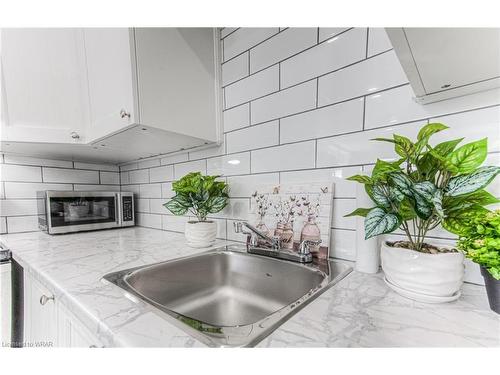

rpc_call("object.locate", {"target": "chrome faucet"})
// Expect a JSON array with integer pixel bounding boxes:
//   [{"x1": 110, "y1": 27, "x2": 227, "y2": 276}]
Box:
[{"x1": 233, "y1": 221, "x2": 321, "y2": 263}]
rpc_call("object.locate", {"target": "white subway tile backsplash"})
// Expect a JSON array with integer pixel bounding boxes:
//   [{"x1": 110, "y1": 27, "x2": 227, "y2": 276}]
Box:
[
  {"x1": 251, "y1": 80, "x2": 317, "y2": 124},
  {"x1": 0, "y1": 217, "x2": 6, "y2": 234},
  {"x1": 223, "y1": 28, "x2": 279, "y2": 61},
  {"x1": 226, "y1": 173, "x2": 279, "y2": 198},
  {"x1": 365, "y1": 85, "x2": 500, "y2": 130},
  {"x1": 330, "y1": 229, "x2": 357, "y2": 261},
  {"x1": 150, "y1": 165, "x2": 174, "y2": 183},
  {"x1": 316, "y1": 120, "x2": 425, "y2": 168},
  {"x1": 161, "y1": 182, "x2": 174, "y2": 199},
  {"x1": 0, "y1": 164, "x2": 42, "y2": 182},
  {"x1": 100, "y1": 171, "x2": 119, "y2": 185},
  {"x1": 207, "y1": 152, "x2": 250, "y2": 177},
  {"x1": 139, "y1": 183, "x2": 162, "y2": 199},
  {"x1": 136, "y1": 198, "x2": 150, "y2": 213},
  {"x1": 249, "y1": 28, "x2": 317, "y2": 73},
  {"x1": 160, "y1": 153, "x2": 189, "y2": 166},
  {"x1": 223, "y1": 103, "x2": 250, "y2": 132},
  {"x1": 188, "y1": 143, "x2": 226, "y2": 160},
  {"x1": 43, "y1": 167, "x2": 99, "y2": 184},
  {"x1": 318, "y1": 51, "x2": 407, "y2": 106},
  {"x1": 0, "y1": 200, "x2": 39, "y2": 216},
  {"x1": 73, "y1": 162, "x2": 119, "y2": 171},
  {"x1": 222, "y1": 52, "x2": 249, "y2": 86},
  {"x1": 138, "y1": 159, "x2": 161, "y2": 169},
  {"x1": 332, "y1": 199, "x2": 356, "y2": 230},
  {"x1": 251, "y1": 141, "x2": 316, "y2": 173},
  {"x1": 137, "y1": 213, "x2": 162, "y2": 229},
  {"x1": 4, "y1": 182, "x2": 72, "y2": 199},
  {"x1": 318, "y1": 28, "x2": 350, "y2": 43},
  {"x1": 221, "y1": 27, "x2": 238, "y2": 39},
  {"x1": 226, "y1": 121, "x2": 279, "y2": 153},
  {"x1": 120, "y1": 163, "x2": 138, "y2": 171},
  {"x1": 6, "y1": 216, "x2": 39, "y2": 233},
  {"x1": 280, "y1": 28, "x2": 367, "y2": 89},
  {"x1": 280, "y1": 166, "x2": 362, "y2": 198},
  {"x1": 4, "y1": 155, "x2": 73, "y2": 168},
  {"x1": 162, "y1": 214, "x2": 189, "y2": 233},
  {"x1": 279, "y1": 98, "x2": 364, "y2": 143},
  {"x1": 367, "y1": 28, "x2": 393, "y2": 57},
  {"x1": 149, "y1": 199, "x2": 167, "y2": 215},
  {"x1": 120, "y1": 171, "x2": 130, "y2": 185},
  {"x1": 174, "y1": 160, "x2": 206, "y2": 179},
  {"x1": 121, "y1": 184, "x2": 140, "y2": 195},
  {"x1": 225, "y1": 65, "x2": 279, "y2": 108},
  {"x1": 73, "y1": 184, "x2": 119, "y2": 191},
  {"x1": 129, "y1": 169, "x2": 150, "y2": 184}
]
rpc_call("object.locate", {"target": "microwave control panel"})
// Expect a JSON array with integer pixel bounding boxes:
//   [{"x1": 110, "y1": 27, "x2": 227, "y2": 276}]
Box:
[{"x1": 122, "y1": 196, "x2": 134, "y2": 222}]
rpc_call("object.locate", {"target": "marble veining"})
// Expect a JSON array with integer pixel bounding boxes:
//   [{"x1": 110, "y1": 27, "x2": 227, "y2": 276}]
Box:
[{"x1": 1, "y1": 227, "x2": 498, "y2": 347}]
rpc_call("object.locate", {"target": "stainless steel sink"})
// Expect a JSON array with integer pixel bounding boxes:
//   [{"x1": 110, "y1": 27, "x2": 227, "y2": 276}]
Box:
[{"x1": 103, "y1": 245, "x2": 352, "y2": 347}]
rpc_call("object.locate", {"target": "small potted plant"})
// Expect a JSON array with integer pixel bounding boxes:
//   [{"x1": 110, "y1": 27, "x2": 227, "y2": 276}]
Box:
[
  {"x1": 457, "y1": 210, "x2": 500, "y2": 314},
  {"x1": 164, "y1": 172, "x2": 229, "y2": 248},
  {"x1": 346, "y1": 122, "x2": 500, "y2": 302}
]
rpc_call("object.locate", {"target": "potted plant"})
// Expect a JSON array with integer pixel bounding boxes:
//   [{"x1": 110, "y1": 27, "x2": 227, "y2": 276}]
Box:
[
  {"x1": 457, "y1": 210, "x2": 500, "y2": 314},
  {"x1": 346, "y1": 123, "x2": 500, "y2": 302},
  {"x1": 164, "y1": 172, "x2": 229, "y2": 248}
]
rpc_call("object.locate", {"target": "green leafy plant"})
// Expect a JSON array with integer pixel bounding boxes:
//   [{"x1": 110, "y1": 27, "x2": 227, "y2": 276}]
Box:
[
  {"x1": 345, "y1": 123, "x2": 500, "y2": 252},
  {"x1": 457, "y1": 210, "x2": 500, "y2": 279},
  {"x1": 163, "y1": 172, "x2": 229, "y2": 222}
]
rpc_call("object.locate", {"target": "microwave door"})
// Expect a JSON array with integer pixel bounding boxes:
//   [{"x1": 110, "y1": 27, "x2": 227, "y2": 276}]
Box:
[{"x1": 46, "y1": 191, "x2": 120, "y2": 234}]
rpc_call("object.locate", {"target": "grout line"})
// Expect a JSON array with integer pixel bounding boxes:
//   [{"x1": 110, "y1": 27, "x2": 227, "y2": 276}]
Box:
[
  {"x1": 365, "y1": 28, "x2": 369, "y2": 58},
  {"x1": 221, "y1": 27, "x2": 357, "y2": 90},
  {"x1": 362, "y1": 96, "x2": 366, "y2": 130}
]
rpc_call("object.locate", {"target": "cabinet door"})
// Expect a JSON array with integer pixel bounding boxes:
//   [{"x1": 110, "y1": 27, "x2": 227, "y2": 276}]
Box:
[
  {"x1": 58, "y1": 302, "x2": 102, "y2": 348},
  {"x1": 134, "y1": 28, "x2": 221, "y2": 143},
  {"x1": 84, "y1": 28, "x2": 137, "y2": 142},
  {"x1": 1, "y1": 28, "x2": 89, "y2": 144},
  {"x1": 24, "y1": 273, "x2": 58, "y2": 347}
]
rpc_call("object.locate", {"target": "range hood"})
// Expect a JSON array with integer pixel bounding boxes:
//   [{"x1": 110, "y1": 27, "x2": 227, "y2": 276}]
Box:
[{"x1": 386, "y1": 28, "x2": 500, "y2": 104}]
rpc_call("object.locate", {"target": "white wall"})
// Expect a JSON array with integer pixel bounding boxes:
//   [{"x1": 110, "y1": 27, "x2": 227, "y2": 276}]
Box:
[
  {"x1": 0, "y1": 155, "x2": 119, "y2": 233},
  {"x1": 121, "y1": 27, "x2": 500, "y2": 284}
]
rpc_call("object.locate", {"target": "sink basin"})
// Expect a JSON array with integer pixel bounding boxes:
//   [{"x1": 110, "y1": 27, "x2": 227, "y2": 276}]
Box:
[{"x1": 103, "y1": 245, "x2": 352, "y2": 347}]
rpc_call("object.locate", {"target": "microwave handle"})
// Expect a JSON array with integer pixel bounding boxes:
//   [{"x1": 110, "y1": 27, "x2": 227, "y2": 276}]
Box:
[{"x1": 115, "y1": 193, "x2": 120, "y2": 225}]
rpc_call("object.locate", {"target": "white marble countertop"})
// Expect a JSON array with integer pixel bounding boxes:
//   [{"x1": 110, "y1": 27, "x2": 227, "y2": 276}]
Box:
[{"x1": 1, "y1": 227, "x2": 498, "y2": 347}]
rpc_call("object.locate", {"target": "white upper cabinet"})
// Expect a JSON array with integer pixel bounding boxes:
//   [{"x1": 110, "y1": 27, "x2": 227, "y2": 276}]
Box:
[
  {"x1": 0, "y1": 28, "x2": 222, "y2": 163},
  {"x1": 1, "y1": 28, "x2": 89, "y2": 143},
  {"x1": 387, "y1": 28, "x2": 500, "y2": 104},
  {"x1": 83, "y1": 28, "x2": 138, "y2": 142}
]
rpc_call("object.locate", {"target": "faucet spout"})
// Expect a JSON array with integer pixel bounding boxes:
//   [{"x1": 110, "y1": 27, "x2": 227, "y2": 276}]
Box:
[{"x1": 233, "y1": 221, "x2": 281, "y2": 250}]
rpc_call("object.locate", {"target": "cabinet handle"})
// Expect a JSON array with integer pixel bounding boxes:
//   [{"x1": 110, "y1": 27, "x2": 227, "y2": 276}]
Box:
[
  {"x1": 120, "y1": 109, "x2": 131, "y2": 119},
  {"x1": 39, "y1": 294, "x2": 55, "y2": 305}
]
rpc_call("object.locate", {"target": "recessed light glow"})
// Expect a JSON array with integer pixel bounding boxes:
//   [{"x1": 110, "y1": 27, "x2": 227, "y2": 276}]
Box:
[
  {"x1": 228, "y1": 159, "x2": 240, "y2": 165},
  {"x1": 367, "y1": 87, "x2": 378, "y2": 92},
  {"x1": 327, "y1": 37, "x2": 339, "y2": 43}
]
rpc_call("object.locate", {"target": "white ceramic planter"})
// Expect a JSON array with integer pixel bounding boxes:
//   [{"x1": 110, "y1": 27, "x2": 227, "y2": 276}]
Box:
[
  {"x1": 381, "y1": 241, "x2": 464, "y2": 302},
  {"x1": 185, "y1": 221, "x2": 217, "y2": 248}
]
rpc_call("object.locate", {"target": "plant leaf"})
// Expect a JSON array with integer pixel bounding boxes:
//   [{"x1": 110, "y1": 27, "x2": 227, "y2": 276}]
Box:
[
  {"x1": 447, "y1": 138, "x2": 487, "y2": 173},
  {"x1": 344, "y1": 207, "x2": 372, "y2": 217},
  {"x1": 399, "y1": 198, "x2": 417, "y2": 220},
  {"x1": 444, "y1": 190, "x2": 500, "y2": 213},
  {"x1": 372, "y1": 184, "x2": 391, "y2": 207},
  {"x1": 432, "y1": 190, "x2": 444, "y2": 218},
  {"x1": 445, "y1": 166, "x2": 500, "y2": 196},
  {"x1": 364, "y1": 207, "x2": 401, "y2": 239},
  {"x1": 393, "y1": 134, "x2": 414, "y2": 158},
  {"x1": 371, "y1": 159, "x2": 401, "y2": 182},
  {"x1": 412, "y1": 181, "x2": 436, "y2": 201},
  {"x1": 442, "y1": 206, "x2": 489, "y2": 236},
  {"x1": 427, "y1": 146, "x2": 460, "y2": 174},
  {"x1": 206, "y1": 196, "x2": 228, "y2": 213},
  {"x1": 433, "y1": 138, "x2": 464, "y2": 156},
  {"x1": 163, "y1": 198, "x2": 189, "y2": 216},
  {"x1": 417, "y1": 123, "x2": 448, "y2": 140},
  {"x1": 371, "y1": 137, "x2": 396, "y2": 144},
  {"x1": 346, "y1": 174, "x2": 372, "y2": 184},
  {"x1": 388, "y1": 172, "x2": 413, "y2": 196}
]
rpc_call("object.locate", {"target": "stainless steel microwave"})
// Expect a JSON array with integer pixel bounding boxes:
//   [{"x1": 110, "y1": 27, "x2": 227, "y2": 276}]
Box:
[{"x1": 37, "y1": 191, "x2": 135, "y2": 234}]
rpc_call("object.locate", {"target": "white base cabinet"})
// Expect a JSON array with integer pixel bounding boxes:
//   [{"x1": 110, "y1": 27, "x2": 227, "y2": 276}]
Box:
[{"x1": 23, "y1": 270, "x2": 102, "y2": 348}]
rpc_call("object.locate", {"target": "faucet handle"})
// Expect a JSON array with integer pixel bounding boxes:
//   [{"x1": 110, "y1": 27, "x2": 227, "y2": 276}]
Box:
[
  {"x1": 233, "y1": 221, "x2": 243, "y2": 233},
  {"x1": 299, "y1": 239, "x2": 322, "y2": 255}
]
